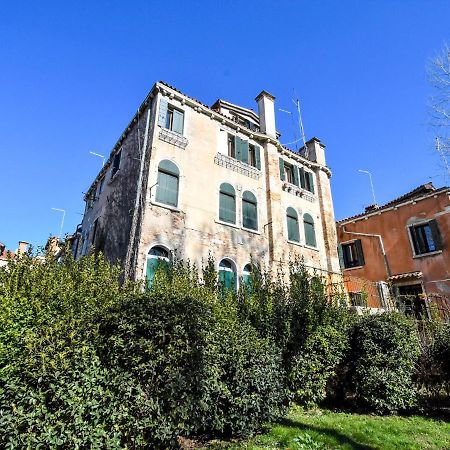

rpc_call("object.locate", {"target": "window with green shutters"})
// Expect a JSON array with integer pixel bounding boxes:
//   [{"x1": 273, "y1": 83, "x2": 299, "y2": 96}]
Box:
[
  {"x1": 219, "y1": 259, "x2": 236, "y2": 294},
  {"x1": 287, "y1": 207, "x2": 300, "y2": 242},
  {"x1": 304, "y1": 213, "x2": 317, "y2": 247},
  {"x1": 227, "y1": 134, "x2": 261, "y2": 170},
  {"x1": 158, "y1": 99, "x2": 184, "y2": 135},
  {"x1": 219, "y1": 183, "x2": 236, "y2": 224},
  {"x1": 242, "y1": 191, "x2": 258, "y2": 230},
  {"x1": 146, "y1": 246, "x2": 171, "y2": 288},
  {"x1": 305, "y1": 171, "x2": 315, "y2": 193},
  {"x1": 155, "y1": 160, "x2": 180, "y2": 207}
]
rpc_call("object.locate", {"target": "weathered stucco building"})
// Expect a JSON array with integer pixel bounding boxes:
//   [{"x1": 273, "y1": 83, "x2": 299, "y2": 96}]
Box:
[
  {"x1": 77, "y1": 81, "x2": 340, "y2": 288},
  {"x1": 336, "y1": 183, "x2": 450, "y2": 317}
]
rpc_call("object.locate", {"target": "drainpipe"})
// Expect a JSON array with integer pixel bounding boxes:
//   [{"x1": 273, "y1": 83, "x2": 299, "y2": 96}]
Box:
[{"x1": 341, "y1": 226, "x2": 392, "y2": 279}]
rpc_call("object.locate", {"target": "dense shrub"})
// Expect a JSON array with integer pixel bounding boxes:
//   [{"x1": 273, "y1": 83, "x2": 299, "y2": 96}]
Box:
[
  {"x1": 0, "y1": 252, "x2": 286, "y2": 448},
  {"x1": 349, "y1": 313, "x2": 421, "y2": 414}
]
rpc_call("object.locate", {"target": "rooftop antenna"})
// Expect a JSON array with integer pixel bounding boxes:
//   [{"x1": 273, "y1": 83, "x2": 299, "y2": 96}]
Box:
[
  {"x1": 436, "y1": 137, "x2": 450, "y2": 179},
  {"x1": 292, "y1": 90, "x2": 308, "y2": 159},
  {"x1": 358, "y1": 169, "x2": 377, "y2": 205},
  {"x1": 89, "y1": 151, "x2": 105, "y2": 166},
  {"x1": 51, "y1": 208, "x2": 66, "y2": 238}
]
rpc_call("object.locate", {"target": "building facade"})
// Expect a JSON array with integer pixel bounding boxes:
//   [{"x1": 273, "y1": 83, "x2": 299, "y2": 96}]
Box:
[
  {"x1": 336, "y1": 183, "x2": 450, "y2": 316},
  {"x1": 77, "y1": 81, "x2": 340, "y2": 288}
]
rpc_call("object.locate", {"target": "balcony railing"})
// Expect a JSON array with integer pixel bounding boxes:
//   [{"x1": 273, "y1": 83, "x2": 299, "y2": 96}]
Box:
[
  {"x1": 214, "y1": 152, "x2": 261, "y2": 179},
  {"x1": 159, "y1": 128, "x2": 189, "y2": 149},
  {"x1": 282, "y1": 181, "x2": 315, "y2": 202}
]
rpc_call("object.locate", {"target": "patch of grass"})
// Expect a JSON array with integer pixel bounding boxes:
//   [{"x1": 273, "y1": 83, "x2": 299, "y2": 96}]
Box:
[{"x1": 202, "y1": 406, "x2": 450, "y2": 450}]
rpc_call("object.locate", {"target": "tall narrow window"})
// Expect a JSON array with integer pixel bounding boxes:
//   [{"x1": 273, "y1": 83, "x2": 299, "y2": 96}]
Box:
[
  {"x1": 165, "y1": 105, "x2": 184, "y2": 134},
  {"x1": 111, "y1": 149, "x2": 122, "y2": 179},
  {"x1": 287, "y1": 207, "x2": 300, "y2": 242},
  {"x1": 242, "y1": 191, "x2": 258, "y2": 230},
  {"x1": 219, "y1": 183, "x2": 236, "y2": 224},
  {"x1": 155, "y1": 160, "x2": 180, "y2": 207},
  {"x1": 339, "y1": 240, "x2": 365, "y2": 269},
  {"x1": 146, "y1": 246, "x2": 170, "y2": 288},
  {"x1": 242, "y1": 263, "x2": 252, "y2": 293},
  {"x1": 227, "y1": 134, "x2": 236, "y2": 158},
  {"x1": 304, "y1": 213, "x2": 317, "y2": 247},
  {"x1": 219, "y1": 259, "x2": 237, "y2": 293}
]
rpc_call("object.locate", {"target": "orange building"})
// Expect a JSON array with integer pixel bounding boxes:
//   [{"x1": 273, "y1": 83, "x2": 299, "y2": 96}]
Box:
[{"x1": 336, "y1": 183, "x2": 450, "y2": 318}]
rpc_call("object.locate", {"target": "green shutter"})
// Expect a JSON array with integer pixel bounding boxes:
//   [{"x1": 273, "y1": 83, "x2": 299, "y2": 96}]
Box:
[
  {"x1": 305, "y1": 172, "x2": 315, "y2": 193},
  {"x1": 172, "y1": 109, "x2": 184, "y2": 134},
  {"x1": 304, "y1": 214, "x2": 316, "y2": 247},
  {"x1": 219, "y1": 191, "x2": 236, "y2": 223},
  {"x1": 255, "y1": 145, "x2": 261, "y2": 170},
  {"x1": 156, "y1": 171, "x2": 179, "y2": 206},
  {"x1": 146, "y1": 258, "x2": 159, "y2": 288},
  {"x1": 279, "y1": 158, "x2": 285, "y2": 180},
  {"x1": 219, "y1": 269, "x2": 235, "y2": 293},
  {"x1": 293, "y1": 165, "x2": 300, "y2": 187},
  {"x1": 158, "y1": 98, "x2": 168, "y2": 127},
  {"x1": 355, "y1": 239, "x2": 365, "y2": 266},
  {"x1": 299, "y1": 167, "x2": 306, "y2": 188},
  {"x1": 337, "y1": 244, "x2": 345, "y2": 269},
  {"x1": 235, "y1": 136, "x2": 248, "y2": 163},
  {"x1": 287, "y1": 215, "x2": 300, "y2": 242},
  {"x1": 243, "y1": 199, "x2": 257, "y2": 230},
  {"x1": 242, "y1": 274, "x2": 252, "y2": 293}
]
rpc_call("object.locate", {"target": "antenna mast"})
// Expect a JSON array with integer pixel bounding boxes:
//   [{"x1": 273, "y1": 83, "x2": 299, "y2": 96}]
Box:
[{"x1": 292, "y1": 94, "x2": 308, "y2": 158}]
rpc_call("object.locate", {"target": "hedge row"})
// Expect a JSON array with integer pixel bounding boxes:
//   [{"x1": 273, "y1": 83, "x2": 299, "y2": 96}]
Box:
[{"x1": 0, "y1": 252, "x2": 448, "y2": 448}]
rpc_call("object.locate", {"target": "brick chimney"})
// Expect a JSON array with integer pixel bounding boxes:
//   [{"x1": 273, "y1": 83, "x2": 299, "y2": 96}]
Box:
[
  {"x1": 255, "y1": 90, "x2": 276, "y2": 138},
  {"x1": 17, "y1": 241, "x2": 29, "y2": 253}
]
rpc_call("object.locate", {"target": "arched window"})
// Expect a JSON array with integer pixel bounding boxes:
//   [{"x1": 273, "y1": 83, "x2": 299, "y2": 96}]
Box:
[
  {"x1": 218, "y1": 258, "x2": 237, "y2": 293},
  {"x1": 219, "y1": 183, "x2": 236, "y2": 224},
  {"x1": 242, "y1": 263, "x2": 252, "y2": 292},
  {"x1": 156, "y1": 160, "x2": 179, "y2": 207},
  {"x1": 146, "y1": 246, "x2": 170, "y2": 288},
  {"x1": 304, "y1": 213, "x2": 317, "y2": 247},
  {"x1": 286, "y1": 207, "x2": 300, "y2": 242},
  {"x1": 242, "y1": 191, "x2": 258, "y2": 230}
]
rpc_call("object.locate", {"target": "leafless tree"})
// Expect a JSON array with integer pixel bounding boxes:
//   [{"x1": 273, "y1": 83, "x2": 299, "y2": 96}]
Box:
[{"x1": 428, "y1": 43, "x2": 450, "y2": 178}]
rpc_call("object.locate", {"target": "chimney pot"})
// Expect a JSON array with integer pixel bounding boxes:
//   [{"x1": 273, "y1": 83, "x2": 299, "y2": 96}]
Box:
[{"x1": 255, "y1": 90, "x2": 276, "y2": 138}]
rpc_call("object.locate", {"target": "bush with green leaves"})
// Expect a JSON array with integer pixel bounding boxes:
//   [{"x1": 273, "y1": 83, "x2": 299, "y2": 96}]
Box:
[
  {"x1": 0, "y1": 251, "x2": 286, "y2": 448},
  {"x1": 348, "y1": 313, "x2": 421, "y2": 414}
]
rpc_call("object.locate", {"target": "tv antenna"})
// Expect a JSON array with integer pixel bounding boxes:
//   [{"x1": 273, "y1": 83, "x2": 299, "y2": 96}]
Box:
[{"x1": 279, "y1": 90, "x2": 309, "y2": 158}]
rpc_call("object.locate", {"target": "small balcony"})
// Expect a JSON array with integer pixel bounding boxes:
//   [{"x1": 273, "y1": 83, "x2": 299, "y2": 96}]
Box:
[
  {"x1": 159, "y1": 128, "x2": 188, "y2": 149},
  {"x1": 214, "y1": 152, "x2": 261, "y2": 179},
  {"x1": 282, "y1": 181, "x2": 315, "y2": 202}
]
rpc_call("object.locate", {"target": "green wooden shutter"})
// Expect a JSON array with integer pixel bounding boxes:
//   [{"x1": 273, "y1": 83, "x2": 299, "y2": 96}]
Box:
[
  {"x1": 299, "y1": 167, "x2": 306, "y2": 188},
  {"x1": 293, "y1": 165, "x2": 300, "y2": 187},
  {"x1": 219, "y1": 270, "x2": 235, "y2": 293},
  {"x1": 146, "y1": 258, "x2": 159, "y2": 288},
  {"x1": 172, "y1": 109, "x2": 184, "y2": 134},
  {"x1": 279, "y1": 158, "x2": 285, "y2": 180},
  {"x1": 429, "y1": 219, "x2": 443, "y2": 250},
  {"x1": 158, "y1": 98, "x2": 168, "y2": 127},
  {"x1": 355, "y1": 239, "x2": 365, "y2": 266},
  {"x1": 306, "y1": 172, "x2": 315, "y2": 193},
  {"x1": 235, "y1": 136, "x2": 248, "y2": 163},
  {"x1": 337, "y1": 244, "x2": 345, "y2": 269},
  {"x1": 156, "y1": 171, "x2": 179, "y2": 206},
  {"x1": 255, "y1": 145, "x2": 261, "y2": 170},
  {"x1": 287, "y1": 216, "x2": 300, "y2": 242},
  {"x1": 243, "y1": 191, "x2": 257, "y2": 230},
  {"x1": 304, "y1": 214, "x2": 316, "y2": 247}
]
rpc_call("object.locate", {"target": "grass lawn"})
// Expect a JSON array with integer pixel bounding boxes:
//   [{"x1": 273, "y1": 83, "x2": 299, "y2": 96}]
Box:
[{"x1": 203, "y1": 406, "x2": 450, "y2": 450}]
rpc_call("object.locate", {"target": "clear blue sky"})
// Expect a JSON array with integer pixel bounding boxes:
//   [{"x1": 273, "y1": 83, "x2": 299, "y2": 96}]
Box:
[{"x1": 1, "y1": 0, "x2": 449, "y2": 250}]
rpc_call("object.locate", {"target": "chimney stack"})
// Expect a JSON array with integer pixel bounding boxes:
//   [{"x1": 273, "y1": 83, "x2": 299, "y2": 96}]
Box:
[
  {"x1": 255, "y1": 90, "x2": 276, "y2": 138},
  {"x1": 17, "y1": 241, "x2": 29, "y2": 254}
]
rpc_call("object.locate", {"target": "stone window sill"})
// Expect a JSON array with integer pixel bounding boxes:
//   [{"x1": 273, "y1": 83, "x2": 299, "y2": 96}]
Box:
[
  {"x1": 151, "y1": 200, "x2": 181, "y2": 213},
  {"x1": 412, "y1": 250, "x2": 442, "y2": 259}
]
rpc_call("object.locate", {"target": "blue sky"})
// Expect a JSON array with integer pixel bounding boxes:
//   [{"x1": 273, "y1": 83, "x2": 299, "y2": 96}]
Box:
[{"x1": 1, "y1": 0, "x2": 449, "y2": 250}]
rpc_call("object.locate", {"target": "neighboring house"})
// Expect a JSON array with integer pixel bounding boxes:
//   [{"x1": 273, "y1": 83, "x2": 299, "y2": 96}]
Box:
[
  {"x1": 76, "y1": 81, "x2": 340, "y2": 289},
  {"x1": 0, "y1": 241, "x2": 29, "y2": 268},
  {"x1": 336, "y1": 183, "x2": 450, "y2": 317}
]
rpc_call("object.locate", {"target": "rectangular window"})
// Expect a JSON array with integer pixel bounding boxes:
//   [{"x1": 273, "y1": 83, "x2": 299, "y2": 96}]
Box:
[
  {"x1": 165, "y1": 105, "x2": 184, "y2": 134},
  {"x1": 305, "y1": 171, "x2": 315, "y2": 193},
  {"x1": 219, "y1": 191, "x2": 236, "y2": 223},
  {"x1": 96, "y1": 177, "x2": 104, "y2": 199},
  {"x1": 227, "y1": 134, "x2": 236, "y2": 158},
  {"x1": 284, "y1": 163, "x2": 294, "y2": 184},
  {"x1": 409, "y1": 220, "x2": 442, "y2": 255},
  {"x1": 249, "y1": 144, "x2": 256, "y2": 167},
  {"x1": 111, "y1": 150, "x2": 122, "y2": 179},
  {"x1": 340, "y1": 240, "x2": 365, "y2": 269}
]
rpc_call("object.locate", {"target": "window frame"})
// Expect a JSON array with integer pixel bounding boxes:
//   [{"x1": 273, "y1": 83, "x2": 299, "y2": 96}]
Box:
[
  {"x1": 303, "y1": 213, "x2": 317, "y2": 248},
  {"x1": 110, "y1": 149, "x2": 122, "y2": 180},
  {"x1": 218, "y1": 182, "x2": 236, "y2": 225},
  {"x1": 286, "y1": 207, "x2": 300, "y2": 243},
  {"x1": 155, "y1": 160, "x2": 180, "y2": 208},
  {"x1": 242, "y1": 190, "x2": 258, "y2": 231},
  {"x1": 408, "y1": 219, "x2": 442, "y2": 257},
  {"x1": 340, "y1": 239, "x2": 365, "y2": 269},
  {"x1": 218, "y1": 258, "x2": 238, "y2": 293}
]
